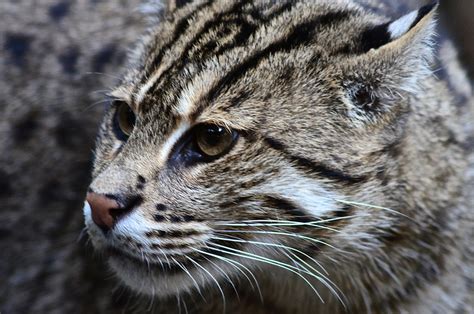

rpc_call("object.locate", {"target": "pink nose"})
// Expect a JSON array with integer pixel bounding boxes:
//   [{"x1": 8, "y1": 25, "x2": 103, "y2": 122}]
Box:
[{"x1": 86, "y1": 192, "x2": 126, "y2": 232}]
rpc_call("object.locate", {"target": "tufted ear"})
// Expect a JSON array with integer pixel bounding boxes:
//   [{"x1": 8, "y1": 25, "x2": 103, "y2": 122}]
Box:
[{"x1": 340, "y1": 2, "x2": 438, "y2": 123}]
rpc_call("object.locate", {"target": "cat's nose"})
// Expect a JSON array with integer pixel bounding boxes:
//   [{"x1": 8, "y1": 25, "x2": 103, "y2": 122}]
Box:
[{"x1": 86, "y1": 192, "x2": 132, "y2": 232}]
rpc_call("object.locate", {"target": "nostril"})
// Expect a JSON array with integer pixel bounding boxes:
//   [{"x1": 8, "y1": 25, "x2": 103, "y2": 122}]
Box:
[
  {"x1": 109, "y1": 195, "x2": 143, "y2": 222},
  {"x1": 86, "y1": 192, "x2": 141, "y2": 232}
]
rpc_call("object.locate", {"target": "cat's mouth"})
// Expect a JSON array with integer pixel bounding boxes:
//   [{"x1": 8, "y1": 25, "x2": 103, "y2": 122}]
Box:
[
  {"x1": 105, "y1": 245, "x2": 209, "y2": 296},
  {"x1": 106, "y1": 246, "x2": 190, "y2": 275}
]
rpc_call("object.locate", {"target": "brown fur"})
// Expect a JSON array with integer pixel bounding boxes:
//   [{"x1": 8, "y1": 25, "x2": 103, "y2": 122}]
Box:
[{"x1": 86, "y1": 0, "x2": 474, "y2": 313}]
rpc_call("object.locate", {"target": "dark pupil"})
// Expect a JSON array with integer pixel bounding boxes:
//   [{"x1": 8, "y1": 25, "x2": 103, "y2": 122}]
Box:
[
  {"x1": 125, "y1": 107, "x2": 136, "y2": 127},
  {"x1": 204, "y1": 126, "x2": 225, "y2": 146}
]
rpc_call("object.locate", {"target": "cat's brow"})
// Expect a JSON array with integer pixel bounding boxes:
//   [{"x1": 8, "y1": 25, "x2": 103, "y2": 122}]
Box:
[
  {"x1": 175, "y1": 82, "x2": 200, "y2": 118},
  {"x1": 157, "y1": 120, "x2": 191, "y2": 165}
]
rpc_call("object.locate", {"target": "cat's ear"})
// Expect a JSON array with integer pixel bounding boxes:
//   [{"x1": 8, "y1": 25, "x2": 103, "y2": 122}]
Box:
[
  {"x1": 340, "y1": 3, "x2": 438, "y2": 122},
  {"x1": 359, "y1": 2, "x2": 438, "y2": 53}
]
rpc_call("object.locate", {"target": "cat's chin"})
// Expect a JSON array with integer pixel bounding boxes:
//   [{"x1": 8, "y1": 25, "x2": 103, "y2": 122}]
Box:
[{"x1": 107, "y1": 250, "x2": 195, "y2": 297}]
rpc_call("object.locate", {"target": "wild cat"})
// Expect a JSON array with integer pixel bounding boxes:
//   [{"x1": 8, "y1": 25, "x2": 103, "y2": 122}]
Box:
[{"x1": 83, "y1": 0, "x2": 473, "y2": 312}]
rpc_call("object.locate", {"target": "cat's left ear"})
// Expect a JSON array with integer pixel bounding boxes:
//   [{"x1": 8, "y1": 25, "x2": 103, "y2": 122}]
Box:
[{"x1": 340, "y1": 2, "x2": 438, "y2": 119}]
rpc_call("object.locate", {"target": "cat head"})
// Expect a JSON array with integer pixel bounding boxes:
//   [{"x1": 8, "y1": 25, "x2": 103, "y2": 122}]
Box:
[{"x1": 84, "y1": 0, "x2": 438, "y2": 299}]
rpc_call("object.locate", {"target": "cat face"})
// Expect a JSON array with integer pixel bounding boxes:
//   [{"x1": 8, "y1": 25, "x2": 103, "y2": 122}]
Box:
[{"x1": 84, "y1": 0, "x2": 437, "y2": 298}]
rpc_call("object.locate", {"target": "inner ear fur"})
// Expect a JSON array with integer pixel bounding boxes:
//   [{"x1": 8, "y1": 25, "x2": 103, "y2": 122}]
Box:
[{"x1": 340, "y1": 3, "x2": 438, "y2": 114}]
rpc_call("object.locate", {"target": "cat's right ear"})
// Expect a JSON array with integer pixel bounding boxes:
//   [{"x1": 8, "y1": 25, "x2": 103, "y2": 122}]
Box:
[{"x1": 338, "y1": 3, "x2": 438, "y2": 125}]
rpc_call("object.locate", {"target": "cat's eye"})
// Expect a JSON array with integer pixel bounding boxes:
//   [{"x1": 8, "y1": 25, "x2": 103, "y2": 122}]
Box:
[
  {"x1": 169, "y1": 123, "x2": 239, "y2": 166},
  {"x1": 115, "y1": 102, "x2": 136, "y2": 138},
  {"x1": 195, "y1": 124, "x2": 235, "y2": 157}
]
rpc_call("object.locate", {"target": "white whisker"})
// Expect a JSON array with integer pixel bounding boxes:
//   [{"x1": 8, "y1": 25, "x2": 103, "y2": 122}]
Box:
[
  {"x1": 333, "y1": 199, "x2": 414, "y2": 221},
  {"x1": 211, "y1": 235, "x2": 329, "y2": 276},
  {"x1": 176, "y1": 295, "x2": 182, "y2": 314},
  {"x1": 194, "y1": 248, "x2": 264, "y2": 302},
  {"x1": 170, "y1": 256, "x2": 205, "y2": 300},
  {"x1": 215, "y1": 229, "x2": 341, "y2": 252},
  {"x1": 281, "y1": 250, "x2": 345, "y2": 307},
  {"x1": 207, "y1": 243, "x2": 324, "y2": 303},
  {"x1": 82, "y1": 99, "x2": 111, "y2": 112},
  {"x1": 200, "y1": 254, "x2": 240, "y2": 301},
  {"x1": 211, "y1": 234, "x2": 345, "y2": 306},
  {"x1": 185, "y1": 255, "x2": 226, "y2": 313},
  {"x1": 182, "y1": 297, "x2": 188, "y2": 314},
  {"x1": 214, "y1": 215, "x2": 364, "y2": 231}
]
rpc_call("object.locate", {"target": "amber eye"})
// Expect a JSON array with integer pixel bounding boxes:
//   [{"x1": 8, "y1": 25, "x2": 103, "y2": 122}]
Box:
[
  {"x1": 195, "y1": 124, "x2": 235, "y2": 157},
  {"x1": 116, "y1": 102, "x2": 136, "y2": 137}
]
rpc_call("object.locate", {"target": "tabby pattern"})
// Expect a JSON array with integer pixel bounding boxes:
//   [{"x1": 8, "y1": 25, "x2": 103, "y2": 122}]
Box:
[{"x1": 84, "y1": 0, "x2": 473, "y2": 313}]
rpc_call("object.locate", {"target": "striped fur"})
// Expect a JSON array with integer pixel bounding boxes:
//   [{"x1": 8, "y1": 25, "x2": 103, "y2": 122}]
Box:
[{"x1": 84, "y1": 0, "x2": 473, "y2": 313}]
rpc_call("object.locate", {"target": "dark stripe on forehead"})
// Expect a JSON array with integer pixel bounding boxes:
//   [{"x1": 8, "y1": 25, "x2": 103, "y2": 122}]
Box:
[
  {"x1": 145, "y1": 1, "x2": 297, "y2": 112},
  {"x1": 198, "y1": 2, "x2": 296, "y2": 64},
  {"x1": 158, "y1": 0, "x2": 254, "y2": 65},
  {"x1": 134, "y1": 0, "x2": 214, "y2": 93},
  {"x1": 150, "y1": 0, "x2": 215, "y2": 68},
  {"x1": 263, "y1": 136, "x2": 367, "y2": 185},
  {"x1": 265, "y1": 2, "x2": 294, "y2": 19},
  {"x1": 198, "y1": 17, "x2": 257, "y2": 56},
  {"x1": 146, "y1": 0, "x2": 257, "y2": 100},
  {"x1": 192, "y1": 11, "x2": 350, "y2": 118}
]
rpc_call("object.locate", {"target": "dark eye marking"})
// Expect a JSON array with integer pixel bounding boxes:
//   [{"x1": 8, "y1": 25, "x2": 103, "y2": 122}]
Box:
[
  {"x1": 156, "y1": 204, "x2": 168, "y2": 211},
  {"x1": 136, "y1": 175, "x2": 146, "y2": 190},
  {"x1": 183, "y1": 215, "x2": 195, "y2": 222},
  {"x1": 263, "y1": 136, "x2": 368, "y2": 185},
  {"x1": 153, "y1": 214, "x2": 166, "y2": 222},
  {"x1": 263, "y1": 195, "x2": 312, "y2": 223},
  {"x1": 170, "y1": 216, "x2": 183, "y2": 223},
  {"x1": 333, "y1": 204, "x2": 353, "y2": 218}
]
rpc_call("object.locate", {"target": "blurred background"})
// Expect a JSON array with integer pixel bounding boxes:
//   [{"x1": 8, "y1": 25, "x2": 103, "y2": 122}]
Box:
[{"x1": 0, "y1": 1, "x2": 472, "y2": 313}]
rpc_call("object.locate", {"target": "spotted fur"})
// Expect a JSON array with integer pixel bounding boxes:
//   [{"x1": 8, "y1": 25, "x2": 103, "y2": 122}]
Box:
[{"x1": 84, "y1": 0, "x2": 473, "y2": 313}]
